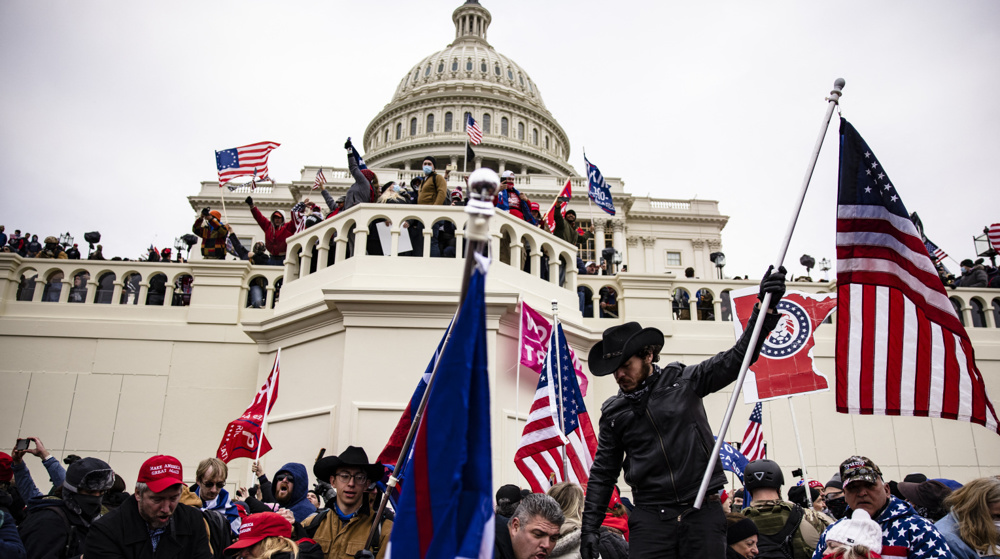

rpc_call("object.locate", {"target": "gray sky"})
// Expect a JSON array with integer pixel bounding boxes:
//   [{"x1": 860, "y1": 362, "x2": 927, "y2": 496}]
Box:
[{"x1": 2, "y1": 0, "x2": 997, "y2": 278}]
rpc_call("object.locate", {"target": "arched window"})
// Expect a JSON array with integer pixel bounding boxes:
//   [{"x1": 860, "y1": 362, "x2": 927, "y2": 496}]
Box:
[
  {"x1": 413, "y1": 69, "x2": 419, "y2": 82},
  {"x1": 42, "y1": 270, "x2": 64, "y2": 302},
  {"x1": 501, "y1": 117, "x2": 509, "y2": 136},
  {"x1": 444, "y1": 112, "x2": 453, "y2": 132},
  {"x1": 480, "y1": 60, "x2": 487, "y2": 73},
  {"x1": 720, "y1": 291, "x2": 733, "y2": 321},
  {"x1": 544, "y1": 135, "x2": 549, "y2": 149},
  {"x1": 426, "y1": 113, "x2": 435, "y2": 133},
  {"x1": 16, "y1": 272, "x2": 37, "y2": 301},
  {"x1": 971, "y1": 298, "x2": 987, "y2": 328},
  {"x1": 532, "y1": 128, "x2": 538, "y2": 145},
  {"x1": 466, "y1": 58, "x2": 473, "y2": 71},
  {"x1": 395, "y1": 123, "x2": 402, "y2": 140},
  {"x1": 120, "y1": 273, "x2": 141, "y2": 305},
  {"x1": 519, "y1": 73, "x2": 524, "y2": 87},
  {"x1": 384, "y1": 129, "x2": 389, "y2": 143},
  {"x1": 172, "y1": 274, "x2": 193, "y2": 306},
  {"x1": 94, "y1": 272, "x2": 115, "y2": 304},
  {"x1": 507, "y1": 68, "x2": 513, "y2": 80},
  {"x1": 452, "y1": 59, "x2": 458, "y2": 71},
  {"x1": 950, "y1": 297, "x2": 965, "y2": 326},
  {"x1": 437, "y1": 61, "x2": 444, "y2": 73},
  {"x1": 247, "y1": 276, "x2": 269, "y2": 308},
  {"x1": 68, "y1": 271, "x2": 90, "y2": 303},
  {"x1": 464, "y1": 112, "x2": 472, "y2": 130},
  {"x1": 146, "y1": 273, "x2": 167, "y2": 306},
  {"x1": 424, "y1": 63, "x2": 431, "y2": 76},
  {"x1": 482, "y1": 114, "x2": 491, "y2": 135},
  {"x1": 518, "y1": 122, "x2": 525, "y2": 140},
  {"x1": 494, "y1": 63, "x2": 501, "y2": 76},
  {"x1": 673, "y1": 288, "x2": 692, "y2": 320},
  {"x1": 410, "y1": 117, "x2": 417, "y2": 136},
  {"x1": 993, "y1": 298, "x2": 1000, "y2": 328}
]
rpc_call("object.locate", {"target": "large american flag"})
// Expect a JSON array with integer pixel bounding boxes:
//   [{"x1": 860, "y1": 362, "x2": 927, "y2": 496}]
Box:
[
  {"x1": 835, "y1": 119, "x2": 999, "y2": 435},
  {"x1": 215, "y1": 141, "x2": 280, "y2": 187},
  {"x1": 466, "y1": 114, "x2": 483, "y2": 145},
  {"x1": 741, "y1": 402, "x2": 765, "y2": 461},
  {"x1": 514, "y1": 322, "x2": 597, "y2": 493}
]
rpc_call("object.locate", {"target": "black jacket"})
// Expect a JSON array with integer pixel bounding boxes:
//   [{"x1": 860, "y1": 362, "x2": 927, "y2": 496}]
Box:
[
  {"x1": 493, "y1": 515, "x2": 515, "y2": 559},
  {"x1": 582, "y1": 307, "x2": 779, "y2": 535},
  {"x1": 18, "y1": 498, "x2": 89, "y2": 559},
  {"x1": 85, "y1": 496, "x2": 212, "y2": 559}
]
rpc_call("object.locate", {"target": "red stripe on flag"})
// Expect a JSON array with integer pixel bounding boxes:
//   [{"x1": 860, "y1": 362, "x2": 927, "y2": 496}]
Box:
[
  {"x1": 835, "y1": 284, "x2": 851, "y2": 413},
  {"x1": 859, "y1": 284, "x2": 876, "y2": 412},
  {"x1": 914, "y1": 308, "x2": 932, "y2": 416},
  {"x1": 885, "y1": 289, "x2": 904, "y2": 413},
  {"x1": 942, "y1": 333, "x2": 960, "y2": 419}
]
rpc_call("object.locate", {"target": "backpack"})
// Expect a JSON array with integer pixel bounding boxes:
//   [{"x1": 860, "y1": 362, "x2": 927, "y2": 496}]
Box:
[
  {"x1": 754, "y1": 504, "x2": 804, "y2": 559},
  {"x1": 201, "y1": 508, "x2": 234, "y2": 558}
]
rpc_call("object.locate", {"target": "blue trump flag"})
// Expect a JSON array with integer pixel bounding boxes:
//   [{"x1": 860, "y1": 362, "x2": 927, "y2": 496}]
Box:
[
  {"x1": 584, "y1": 154, "x2": 615, "y2": 216},
  {"x1": 347, "y1": 137, "x2": 368, "y2": 170},
  {"x1": 716, "y1": 437, "x2": 749, "y2": 483},
  {"x1": 386, "y1": 258, "x2": 494, "y2": 559}
]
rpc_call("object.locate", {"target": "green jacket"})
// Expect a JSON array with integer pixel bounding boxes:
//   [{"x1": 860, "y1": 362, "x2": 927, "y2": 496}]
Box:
[{"x1": 744, "y1": 500, "x2": 831, "y2": 559}]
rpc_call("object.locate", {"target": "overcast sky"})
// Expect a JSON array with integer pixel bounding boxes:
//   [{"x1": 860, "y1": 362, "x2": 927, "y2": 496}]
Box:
[{"x1": 2, "y1": 0, "x2": 997, "y2": 278}]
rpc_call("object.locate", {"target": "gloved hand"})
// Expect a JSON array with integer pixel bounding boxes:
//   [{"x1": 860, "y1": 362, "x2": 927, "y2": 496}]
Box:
[
  {"x1": 245, "y1": 196, "x2": 253, "y2": 207},
  {"x1": 201, "y1": 207, "x2": 210, "y2": 217},
  {"x1": 580, "y1": 531, "x2": 600, "y2": 559},
  {"x1": 353, "y1": 550, "x2": 374, "y2": 559},
  {"x1": 758, "y1": 265, "x2": 787, "y2": 311},
  {"x1": 344, "y1": 138, "x2": 353, "y2": 152}
]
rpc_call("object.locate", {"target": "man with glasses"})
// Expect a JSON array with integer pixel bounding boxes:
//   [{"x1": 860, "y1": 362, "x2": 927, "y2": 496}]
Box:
[
  {"x1": 304, "y1": 446, "x2": 392, "y2": 558},
  {"x1": 267, "y1": 462, "x2": 316, "y2": 523},
  {"x1": 192, "y1": 457, "x2": 240, "y2": 534}
]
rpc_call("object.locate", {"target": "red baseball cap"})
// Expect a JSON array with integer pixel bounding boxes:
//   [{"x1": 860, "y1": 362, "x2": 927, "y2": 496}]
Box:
[
  {"x1": 137, "y1": 455, "x2": 184, "y2": 493},
  {"x1": 225, "y1": 512, "x2": 292, "y2": 552},
  {"x1": 0, "y1": 452, "x2": 12, "y2": 482}
]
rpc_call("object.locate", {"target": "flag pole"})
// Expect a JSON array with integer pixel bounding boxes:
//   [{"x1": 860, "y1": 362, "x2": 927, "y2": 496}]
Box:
[
  {"x1": 693, "y1": 78, "x2": 845, "y2": 509},
  {"x1": 551, "y1": 299, "x2": 569, "y2": 478},
  {"x1": 249, "y1": 348, "x2": 280, "y2": 488},
  {"x1": 786, "y1": 396, "x2": 808, "y2": 480},
  {"x1": 515, "y1": 294, "x2": 523, "y2": 458},
  {"x1": 363, "y1": 169, "x2": 500, "y2": 551}
]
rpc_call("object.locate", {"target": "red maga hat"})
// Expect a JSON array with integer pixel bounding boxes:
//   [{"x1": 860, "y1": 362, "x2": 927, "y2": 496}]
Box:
[
  {"x1": 137, "y1": 455, "x2": 184, "y2": 493},
  {"x1": 225, "y1": 512, "x2": 292, "y2": 552}
]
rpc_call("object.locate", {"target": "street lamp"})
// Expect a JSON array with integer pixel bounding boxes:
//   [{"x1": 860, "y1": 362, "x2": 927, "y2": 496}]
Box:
[
  {"x1": 819, "y1": 258, "x2": 831, "y2": 281},
  {"x1": 710, "y1": 251, "x2": 726, "y2": 279},
  {"x1": 58, "y1": 232, "x2": 74, "y2": 247}
]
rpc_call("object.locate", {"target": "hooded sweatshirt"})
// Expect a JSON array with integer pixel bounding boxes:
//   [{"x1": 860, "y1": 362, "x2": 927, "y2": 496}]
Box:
[
  {"x1": 251, "y1": 208, "x2": 297, "y2": 257},
  {"x1": 273, "y1": 463, "x2": 317, "y2": 522}
]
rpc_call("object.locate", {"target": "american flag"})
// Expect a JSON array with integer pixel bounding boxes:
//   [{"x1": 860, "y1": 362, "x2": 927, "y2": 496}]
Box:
[
  {"x1": 312, "y1": 168, "x2": 326, "y2": 190},
  {"x1": 835, "y1": 119, "x2": 999, "y2": 435},
  {"x1": 466, "y1": 114, "x2": 482, "y2": 146},
  {"x1": 215, "y1": 141, "x2": 280, "y2": 187},
  {"x1": 514, "y1": 322, "x2": 597, "y2": 493},
  {"x1": 741, "y1": 403, "x2": 765, "y2": 462},
  {"x1": 988, "y1": 223, "x2": 1000, "y2": 252},
  {"x1": 923, "y1": 237, "x2": 948, "y2": 265}
]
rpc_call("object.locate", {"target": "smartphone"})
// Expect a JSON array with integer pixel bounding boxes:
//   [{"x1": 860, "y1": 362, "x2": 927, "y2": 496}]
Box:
[
  {"x1": 446, "y1": 164, "x2": 457, "y2": 172},
  {"x1": 15, "y1": 438, "x2": 30, "y2": 451}
]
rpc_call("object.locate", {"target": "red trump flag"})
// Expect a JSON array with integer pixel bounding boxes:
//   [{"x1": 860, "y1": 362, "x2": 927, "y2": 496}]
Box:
[
  {"x1": 217, "y1": 350, "x2": 281, "y2": 463},
  {"x1": 731, "y1": 288, "x2": 837, "y2": 402}
]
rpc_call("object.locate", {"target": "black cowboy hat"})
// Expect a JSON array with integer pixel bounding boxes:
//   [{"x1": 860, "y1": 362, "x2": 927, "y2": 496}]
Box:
[
  {"x1": 313, "y1": 446, "x2": 384, "y2": 484},
  {"x1": 588, "y1": 322, "x2": 664, "y2": 377}
]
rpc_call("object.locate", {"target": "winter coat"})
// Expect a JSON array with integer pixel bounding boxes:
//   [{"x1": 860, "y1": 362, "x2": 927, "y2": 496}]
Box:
[
  {"x1": 596, "y1": 526, "x2": 628, "y2": 559},
  {"x1": 958, "y1": 265, "x2": 988, "y2": 288},
  {"x1": 935, "y1": 512, "x2": 1000, "y2": 559},
  {"x1": 553, "y1": 210, "x2": 578, "y2": 246},
  {"x1": 273, "y1": 463, "x2": 317, "y2": 523},
  {"x1": 18, "y1": 496, "x2": 89, "y2": 559},
  {"x1": 811, "y1": 497, "x2": 951, "y2": 559},
  {"x1": 300, "y1": 504, "x2": 392, "y2": 559},
  {"x1": 417, "y1": 173, "x2": 448, "y2": 205},
  {"x1": 85, "y1": 496, "x2": 212, "y2": 559},
  {"x1": 251, "y1": 208, "x2": 297, "y2": 257},
  {"x1": 12, "y1": 456, "x2": 65, "y2": 501},
  {"x1": 549, "y1": 524, "x2": 581, "y2": 559},
  {"x1": 582, "y1": 307, "x2": 780, "y2": 536},
  {"x1": 192, "y1": 217, "x2": 230, "y2": 259},
  {"x1": 344, "y1": 154, "x2": 375, "y2": 210},
  {"x1": 0, "y1": 510, "x2": 26, "y2": 559},
  {"x1": 493, "y1": 515, "x2": 516, "y2": 559}
]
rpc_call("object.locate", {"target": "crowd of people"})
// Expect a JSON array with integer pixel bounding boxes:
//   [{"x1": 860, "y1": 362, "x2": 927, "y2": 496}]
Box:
[{"x1": 940, "y1": 258, "x2": 1000, "y2": 290}]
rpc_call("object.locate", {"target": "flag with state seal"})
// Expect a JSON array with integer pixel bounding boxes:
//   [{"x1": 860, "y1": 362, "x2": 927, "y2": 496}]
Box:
[{"x1": 730, "y1": 287, "x2": 837, "y2": 402}]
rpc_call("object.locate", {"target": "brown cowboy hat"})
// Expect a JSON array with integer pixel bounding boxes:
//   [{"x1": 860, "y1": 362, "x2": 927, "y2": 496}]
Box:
[
  {"x1": 313, "y1": 446, "x2": 383, "y2": 484},
  {"x1": 588, "y1": 322, "x2": 664, "y2": 377}
]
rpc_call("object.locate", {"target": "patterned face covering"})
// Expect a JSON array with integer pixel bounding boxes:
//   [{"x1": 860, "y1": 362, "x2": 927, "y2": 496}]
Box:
[{"x1": 622, "y1": 366, "x2": 660, "y2": 403}]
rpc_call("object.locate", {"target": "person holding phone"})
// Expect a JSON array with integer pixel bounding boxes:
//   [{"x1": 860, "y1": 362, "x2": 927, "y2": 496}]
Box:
[{"x1": 10, "y1": 437, "x2": 66, "y2": 501}]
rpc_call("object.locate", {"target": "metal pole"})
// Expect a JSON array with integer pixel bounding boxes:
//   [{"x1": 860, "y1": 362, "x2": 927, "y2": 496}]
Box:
[
  {"x1": 694, "y1": 78, "x2": 844, "y2": 509},
  {"x1": 552, "y1": 299, "x2": 568, "y2": 478},
  {"x1": 787, "y1": 396, "x2": 808, "y2": 480},
  {"x1": 363, "y1": 168, "x2": 499, "y2": 550}
]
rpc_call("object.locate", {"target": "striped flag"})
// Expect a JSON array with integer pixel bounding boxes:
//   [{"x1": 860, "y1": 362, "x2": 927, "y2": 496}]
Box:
[
  {"x1": 466, "y1": 114, "x2": 482, "y2": 146},
  {"x1": 544, "y1": 179, "x2": 572, "y2": 233},
  {"x1": 312, "y1": 168, "x2": 326, "y2": 190},
  {"x1": 988, "y1": 223, "x2": 1000, "y2": 251},
  {"x1": 215, "y1": 141, "x2": 280, "y2": 187},
  {"x1": 514, "y1": 322, "x2": 597, "y2": 494},
  {"x1": 741, "y1": 403, "x2": 765, "y2": 462},
  {"x1": 835, "y1": 119, "x2": 999, "y2": 435},
  {"x1": 923, "y1": 238, "x2": 948, "y2": 265}
]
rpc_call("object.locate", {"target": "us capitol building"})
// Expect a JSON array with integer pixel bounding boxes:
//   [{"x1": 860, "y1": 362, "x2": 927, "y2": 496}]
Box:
[{"x1": 3, "y1": 0, "x2": 998, "y2": 493}]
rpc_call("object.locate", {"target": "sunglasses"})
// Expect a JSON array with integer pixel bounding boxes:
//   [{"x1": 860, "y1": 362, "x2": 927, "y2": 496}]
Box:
[
  {"x1": 274, "y1": 474, "x2": 294, "y2": 483},
  {"x1": 200, "y1": 481, "x2": 226, "y2": 489}
]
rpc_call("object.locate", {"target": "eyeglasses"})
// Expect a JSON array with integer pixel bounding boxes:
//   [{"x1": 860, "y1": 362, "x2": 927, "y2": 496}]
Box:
[
  {"x1": 200, "y1": 481, "x2": 226, "y2": 489},
  {"x1": 335, "y1": 472, "x2": 369, "y2": 485},
  {"x1": 274, "y1": 474, "x2": 294, "y2": 483}
]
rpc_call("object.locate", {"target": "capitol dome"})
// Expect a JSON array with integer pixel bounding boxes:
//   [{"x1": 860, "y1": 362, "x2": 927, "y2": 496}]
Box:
[{"x1": 363, "y1": 0, "x2": 576, "y2": 177}]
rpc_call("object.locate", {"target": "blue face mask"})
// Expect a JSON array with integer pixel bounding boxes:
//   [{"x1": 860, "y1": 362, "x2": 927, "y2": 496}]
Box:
[
  {"x1": 393, "y1": 185, "x2": 401, "y2": 192},
  {"x1": 423, "y1": 165, "x2": 433, "y2": 175}
]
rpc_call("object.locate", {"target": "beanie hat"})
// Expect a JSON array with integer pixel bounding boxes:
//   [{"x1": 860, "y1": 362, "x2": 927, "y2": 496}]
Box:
[
  {"x1": 424, "y1": 156, "x2": 437, "y2": 167},
  {"x1": 361, "y1": 169, "x2": 377, "y2": 184},
  {"x1": 0, "y1": 452, "x2": 12, "y2": 482},
  {"x1": 63, "y1": 457, "x2": 115, "y2": 493},
  {"x1": 961, "y1": 259, "x2": 974, "y2": 268},
  {"x1": 826, "y1": 509, "x2": 883, "y2": 553},
  {"x1": 727, "y1": 517, "x2": 759, "y2": 545}
]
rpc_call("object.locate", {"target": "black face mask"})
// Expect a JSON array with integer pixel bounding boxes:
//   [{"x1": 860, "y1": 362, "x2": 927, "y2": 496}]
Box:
[
  {"x1": 68, "y1": 492, "x2": 104, "y2": 521},
  {"x1": 825, "y1": 496, "x2": 848, "y2": 520}
]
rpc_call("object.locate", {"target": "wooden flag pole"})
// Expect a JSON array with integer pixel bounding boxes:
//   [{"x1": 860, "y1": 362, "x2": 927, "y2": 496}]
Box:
[{"x1": 693, "y1": 78, "x2": 845, "y2": 509}]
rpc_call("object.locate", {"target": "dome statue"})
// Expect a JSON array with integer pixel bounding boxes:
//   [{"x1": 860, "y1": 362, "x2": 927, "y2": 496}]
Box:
[{"x1": 363, "y1": 0, "x2": 576, "y2": 178}]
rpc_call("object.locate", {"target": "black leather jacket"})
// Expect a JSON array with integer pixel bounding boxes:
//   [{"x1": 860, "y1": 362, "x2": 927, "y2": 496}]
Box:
[{"x1": 582, "y1": 307, "x2": 779, "y2": 535}]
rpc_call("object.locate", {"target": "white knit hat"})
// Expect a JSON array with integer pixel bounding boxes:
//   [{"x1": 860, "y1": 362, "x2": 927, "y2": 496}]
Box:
[{"x1": 826, "y1": 509, "x2": 883, "y2": 553}]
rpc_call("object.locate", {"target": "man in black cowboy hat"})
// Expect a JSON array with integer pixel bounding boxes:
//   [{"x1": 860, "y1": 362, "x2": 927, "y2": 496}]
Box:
[
  {"x1": 302, "y1": 446, "x2": 392, "y2": 558},
  {"x1": 580, "y1": 266, "x2": 787, "y2": 559}
]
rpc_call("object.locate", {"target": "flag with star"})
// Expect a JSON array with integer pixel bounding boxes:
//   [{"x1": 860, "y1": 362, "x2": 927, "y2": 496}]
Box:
[
  {"x1": 215, "y1": 141, "x2": 280, "y2": 186},
  {"x1": 835, "y1": 118, "x2": 999, "y2": 436},
  {"x1": 514, "y1": 322, "x2": 597, "y2": 493}
]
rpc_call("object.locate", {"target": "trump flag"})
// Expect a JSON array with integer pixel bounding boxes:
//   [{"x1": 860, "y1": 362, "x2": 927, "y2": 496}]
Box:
[
  {"x1": 216, "y1": 350, "x2": 280, "y2": 463},
  {"x1": 386, "y1": 255, "x2": 494, "y2": 559},
  {"x1": 731, "y1": 288, "x2": 837, "y2": 402},
  {"x1": 518, "y1": 301, "x2": 589, "y2": 396}
]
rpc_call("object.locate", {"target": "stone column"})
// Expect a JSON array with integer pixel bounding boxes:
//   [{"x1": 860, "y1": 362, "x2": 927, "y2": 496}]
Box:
[
  {"x1": 591, "y1": 291, "x2": 601, "y2": 319},
  {"x1": 612, "y1": 220, "x2": 626, "y2": 270},
  {"x1": 111, "y1": 282, "x2": 123, "y2": 305},
  {"x1": 84, "y1": 279, "x2": 98, "y2": 304},
  {"x1": 626, "y1": 236, "x2": 640, "y2": 273},
  {"x1": 283, "y1": 258, "x2": 297, "y2": 283},
  {"x1": 317, "y1": 245, "x2": 330, "y2": 270},
  {"x1": 511, "y1": 242, "x2": 523, "y2": 271},
  {"x1": 475, "y1": 156, "x2": 483, "y2": 170},
  {"x1": 548, "y1": 255, "x2": 559, "y2": 286},
  {"x1": 520, "y1": 164, "x2": 528, "y2": 175},
  {"x1": 165, "y1": 284, "x2": 175, "y2": 307},
  {"x1": 530, "y1": 251, "x2": 541, "y2": 278},
  {"x1": 58, "y1": 279, "x2": 72, "y2": 304},
  {"x1": 594, "y1": 219, "x2": 606, "y2": 263},
  {"x1": 355, "y1": 229, "x2": 369, "y2": 257},
  {"x1": 335, "y1": 237, "x2": 348, "y2": 263},
  {"x1": 138, "y1": 281, "x2": 149, "y2": 306},
  {"x1": 642, "y1": 236, "x2": 656, "y2": 273},
  {"x1": 265, "y1": 285, "x2": 276, "y2": 309},
  {"x1": 692, "y1": 238, "x2": 707, "y2": 277},
  {"x1": 498, "y1": 160, "x2": 507, "y2": 174},
  {"x1": 299, "y1": 252, "x2": 312, "y2": 278},
  {"x1": 566, "y1": 266, "x2": 578, "y2": 292}
]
